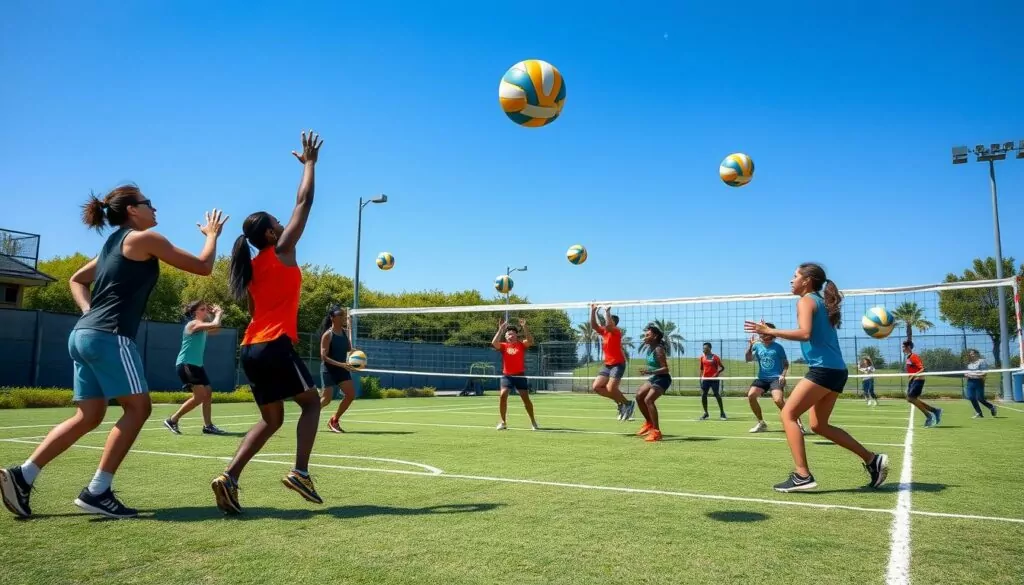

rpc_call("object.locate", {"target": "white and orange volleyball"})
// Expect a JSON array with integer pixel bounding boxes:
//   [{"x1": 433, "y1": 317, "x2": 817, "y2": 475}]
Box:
[{"x1": 498, "y1": 59, "x2": 566, "y2": 127}]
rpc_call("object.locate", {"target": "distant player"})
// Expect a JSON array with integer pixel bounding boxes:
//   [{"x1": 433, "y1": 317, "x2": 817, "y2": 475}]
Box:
[
  {"x1": 903, "y1": 340, "x2": 942, "y2": 427},
  {"x1": 163, "y1": 300, "x2": 228, "y2": 435},
  {"x1": 590, "y1": 304, "x2": 634, "y2": 421},
  {"x1": 697, "y1": 342, "x2": 727, "y2": 420},
  {"x1": 858, "y1": 357, "x2": 878, "y2": 406},
  {"x1": 964, "y1": 349, "x2": 996, "y2": 418},
  {"x1": 319, "y1": 304, "x2": 356, "y2": 433},
  {"x1": 744, "y1": 324, "x2": 806, "y2": 434},
  {"x1": 491, "y1": 318, "x2": 539, "y2": 431},
  {"x1": 635, "y1": 323, "x2": 671, "y2": 442}
]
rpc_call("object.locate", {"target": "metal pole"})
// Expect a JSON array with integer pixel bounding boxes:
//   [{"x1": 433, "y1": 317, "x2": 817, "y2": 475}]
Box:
[
  {"x1": 352, "y1": 197, "x2": 364, "y2": 398},
  {"x1": 988, "y1": 160, "x2": 1013, "y2": 400},
  {"x1": 504, "y1": 266, "x2": 511, "y2": 322}
]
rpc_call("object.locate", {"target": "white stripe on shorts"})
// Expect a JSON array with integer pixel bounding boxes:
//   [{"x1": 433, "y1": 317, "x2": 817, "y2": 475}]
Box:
[{"x1": 117, "y1": 335, "x2": 143, "y2": 394}]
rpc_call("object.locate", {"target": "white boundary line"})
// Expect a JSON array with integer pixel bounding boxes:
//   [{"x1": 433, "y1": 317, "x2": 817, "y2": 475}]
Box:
[
  {"x1": 885, "y1": 404, "x2": 916, "y2": 585},
  {"x1": 996, "y1": 404, "x2": 1024, "y2": 414},
  {"x1": 1, "y1": 437, "x2": 1021, "y2": 525}
]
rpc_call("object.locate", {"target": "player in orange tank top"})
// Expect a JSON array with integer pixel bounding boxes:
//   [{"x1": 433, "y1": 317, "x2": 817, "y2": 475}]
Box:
[
  {"x1": 589, "y1": 305, "x2": 634, "y2": 421},
  {"x1": 491, "y1": 317, "x2": 540, "y2": 430},
  {"x1": 211, "y1": 130, "x2": 325, "y2": 515}
]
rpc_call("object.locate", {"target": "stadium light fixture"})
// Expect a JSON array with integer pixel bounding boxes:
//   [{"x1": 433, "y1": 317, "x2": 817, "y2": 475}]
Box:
[{"x1": 952, "y1": 140, "x2": 1021, "y2": 400}]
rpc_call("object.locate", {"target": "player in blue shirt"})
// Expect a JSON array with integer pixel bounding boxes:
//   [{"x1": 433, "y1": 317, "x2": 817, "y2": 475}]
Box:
[{"x1": 744, "y1": 324, "x2": 806, "y2": 435}]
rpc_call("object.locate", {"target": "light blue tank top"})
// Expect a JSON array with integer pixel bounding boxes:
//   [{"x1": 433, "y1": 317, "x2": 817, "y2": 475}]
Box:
[
  {"x1": 176, "y1": 326, "x2": 208, "y2": 366},
  {"x1": 800, "y1": 293, "x2": 845, "y2": 369}
]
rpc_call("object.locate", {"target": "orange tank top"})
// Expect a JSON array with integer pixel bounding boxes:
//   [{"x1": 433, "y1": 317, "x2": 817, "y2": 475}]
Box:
[{"x1": 241, "y1": 248, "x2": 301, "y2": 346}]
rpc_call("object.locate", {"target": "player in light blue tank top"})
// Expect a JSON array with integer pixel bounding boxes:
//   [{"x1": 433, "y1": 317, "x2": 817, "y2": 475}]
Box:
[
  {"x1": 164, "y1": 301, "x2": 226, "y2": 436},
  {"x1": 635, "y1": 324, "x2": 671, "y2": 442},
  {"x1": 745, "y1": 263, "x2": 889, "y2": 494}
]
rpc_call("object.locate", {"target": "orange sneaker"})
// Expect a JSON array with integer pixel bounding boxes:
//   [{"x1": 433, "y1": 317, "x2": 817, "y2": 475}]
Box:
[
  {"x1": 644, "y1": 429, "x2": 663, "y2": 442},
  {"x1": 636, "y1": 422, "x2": 653, "y2": 436}
]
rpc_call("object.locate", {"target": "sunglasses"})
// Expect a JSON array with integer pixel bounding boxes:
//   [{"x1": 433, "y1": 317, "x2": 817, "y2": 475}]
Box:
[{"x1": 131, "y1": 199, "x2": 154, "y2": 208}]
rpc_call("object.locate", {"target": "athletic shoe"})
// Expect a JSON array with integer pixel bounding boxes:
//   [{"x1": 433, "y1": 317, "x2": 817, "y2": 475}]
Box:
[
  {"x1": 636, "y1": 422, "x2": 654, "y2": 436},
  {"x1": 719, "y1": 414, "x2": 728, "y2": 421},
  {"x1": 923, "y1": 414, "x2": 934, "y2": 428},
  {"x1": 698, "y1": 413, "x2": 709, "y2": 421},
  {"x1": 797, "y1": 419, "x2": 810, "y2": 435},
  {"x1": 531, "y1": 421, "x2": 540, "y2": 431},
  {"x1": 163, "y1": 418, "x2": 181, "y2": 435},
  {"x1": 989, "y1": 404, "x2": 998, "y2": 417},
  {"x1": 73, "y1": 487, "x2": 138, "y2": 519},
  {"x1": 496, "y1": 421, "x2": 507, "y2": 431},
  {"x1": 865, "y1": 453, "x2": 889, "y2": 488},
  {"x1": 211, "y1": 473, "x2": 241, "y2": 515},
  {"x1": 202, "y1": 424, "x2": 227, "y2": 435},
  {"x1": 616, "y1": 403, "x2": 625, "y2": 421},
  {"x1": 773, "y1": 472, "x2": 817, "y2": 492},
  {"x1": 749, "y1": 420, "x2": 767, "y2": 433},
  {"x1": 623, "y1": 401, "x2": 635, "y2": 421},
  {"x1": 282, "y1": 471, "x2": 323, "y2": 504},
  {"x1": 932, "y1": 408, "x2": 943, "y2": 426},
  {"x1": 327, "y1": 418, "x2": 345, "y2": 434},
  {"x1": 644, "y1": 429, "x2": 663, "y2": 442},
  {"x1": 972, "y1": 413, "x2": 983, "y2": 419},
  {"x1": 0, "y1": 466, "x2": 33, "y2": 518}
]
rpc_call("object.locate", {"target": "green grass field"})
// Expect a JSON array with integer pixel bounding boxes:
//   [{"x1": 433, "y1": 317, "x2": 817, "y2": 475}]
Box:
[{"x1": 1, "y1": 394, "x2": 1022, "y2": 584}]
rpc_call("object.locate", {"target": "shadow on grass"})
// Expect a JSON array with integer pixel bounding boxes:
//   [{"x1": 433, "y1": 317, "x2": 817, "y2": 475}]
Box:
[
  {"x1": 660, "y1": 436, "x2": 721, "y2": 442},
  {"x1": 804, "y1": 482, "x2": 952, "y2": 495},
  {"x1": 24, "y1": 502, "x2": 505, "y2": 522},
  {"x1": 706, "y1": 510, "x2": 769, "y2": 523},
  {"x1": 327, "y1": 430, "x2": 416, "y2": 436}
]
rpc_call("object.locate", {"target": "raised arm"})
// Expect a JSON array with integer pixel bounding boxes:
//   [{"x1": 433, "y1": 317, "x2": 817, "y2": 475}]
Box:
[
  {"x1": 603, "y1": 307, "x2": 618, "y2": 333},
  {"x1": 745, "y1": 296, "x2": 815, "y2": 342},
  {"x1": 276, "y1": 130, "x2": 324, "y2": 257},
  {"x1": 491, "y1": 318, "x2": 507, "y2": 350},
  {"x1": 188, "y1": 305, "x2": 224, "y2": 334},
  {"x1": 744, "y1": 335, "x2": 757, "y2": 363},
  {"x1": 131, "y1": 209, "x2": 228, "y2": 276},
  {"x1": 589, "y1": 304, "x2": 604, "y2": 333},
  {"x1": 69, "y1": 257, "x2": 98, "y2": 313},
  {"x1": 519, "y1": 318, "x2": 535, "y2": 348}
]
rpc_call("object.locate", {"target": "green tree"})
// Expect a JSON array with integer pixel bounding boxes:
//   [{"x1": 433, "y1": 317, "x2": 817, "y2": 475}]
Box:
[
  {"x1": 577, "y1": 322, "x2": 597, "y2": 363},
  {"x1": 651, "y1": 319, "x2": 685, "y2": 356},
  {"x1": 858, "y1": 346, "x2": 886, "y2": 369},
  {"x1": 22, "y1": 253, "x2": 92, "y2": 314},
  {"x1": 0, "y1": 232, "x2": 25, "y2": 257},
  {"x1": 919, "y1": 348, "x2": 961, "y2": 375},
  {"x1": 890, "y1": 302, "x2": 934, "y2": 342},
  {"x1": 938, "y1": 257, "x2": 1022, "y2": 367}
]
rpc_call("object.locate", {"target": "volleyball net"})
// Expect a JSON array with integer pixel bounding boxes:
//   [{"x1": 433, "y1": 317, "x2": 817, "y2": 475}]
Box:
[{"x1": 348, "y1": 278, "x2": 1023, "y2": 395}]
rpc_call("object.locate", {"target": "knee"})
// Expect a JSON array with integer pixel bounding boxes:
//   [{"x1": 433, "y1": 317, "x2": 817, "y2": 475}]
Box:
[
  {"x1": 773, "y1": 398, "x2": 786, "y2": 410},
  {"x1": 809, "y1": 421, "x2": 828, "y2": 435},
  {"x1": 644, "y1": 395, "x2": 658, "y2": 407},
  {"x1": 79, "y1": 409, "x2": 106, "y2": 429}
]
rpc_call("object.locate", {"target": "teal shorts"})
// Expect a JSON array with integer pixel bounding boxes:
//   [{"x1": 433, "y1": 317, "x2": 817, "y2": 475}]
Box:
[{"x1": 68, "y1": 328, "x2": 149, "y2": 401}]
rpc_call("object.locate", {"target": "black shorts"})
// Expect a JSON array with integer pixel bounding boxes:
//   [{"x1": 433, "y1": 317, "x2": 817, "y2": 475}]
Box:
[
  {"x1": 598, "y1": 363, "x2": 626, "y2": 379},
  {"x1": 240, "y1": 335, "x2": 315, "y2": 405},
  {"x1": 321, "y1": 365, "x2": 352, "y2": 388},
  {"x1": 647, "y1": 374, "x2": 672, "y2": 391},
  {"x1": 176, "y1": 363, "x2": 210, "y2": 388},
  {"x1": 907, "y1": 379, "x2": 925, "y2": 399},
  {"x1": 805, "y1": 367, "x2": 848, "y2": 393},
  {"x1": 700, "y1": 379, "x2": 721, "y2": 393},
  {"x1": 751, "y1": 378, "x2": 783, "y2": 392},
  {"x1": 500, "y1": 374, "x2": 529, "y2": 391}
]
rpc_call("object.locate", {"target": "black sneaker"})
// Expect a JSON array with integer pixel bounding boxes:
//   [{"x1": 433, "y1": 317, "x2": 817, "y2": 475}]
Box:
[
  {"x1": 211, "y1": 473, "x2": 242, "y2": 515},
  {"x1": 698, "y1": 413, "x2": 709, "y2": 421},
  {"x1": 865, "y1": 453, "x2": 889, "y2": 488},
  {"x1": 0, "y1": 466, "x2": 33, "y2": 518},
  {"x1": 773, "y1": 472, "x2": 817, "y2": 493},
  {"x1": 74, "y1": 487, "x2": 138, "y2": 519},
  {"x1": 202, "y1": 424, "x2": 227, "y2": 435},
  {"x1": 163, "y1": 418, "x2": 181, "y2": 435}
]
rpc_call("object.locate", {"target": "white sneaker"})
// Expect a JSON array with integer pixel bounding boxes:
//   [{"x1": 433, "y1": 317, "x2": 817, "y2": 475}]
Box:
[
  {"x1": 531, "y1": 422, "x2": 540, "y2": 431},
  {"x1": 749, "y1": 420, "x2": 767, "y2": 433},
  {"x1": 797, "y1": 419, "x2": 809, "y2": 435},
  {"x1": 496, "y1": 421, "x2": 507, "y2": 430}
]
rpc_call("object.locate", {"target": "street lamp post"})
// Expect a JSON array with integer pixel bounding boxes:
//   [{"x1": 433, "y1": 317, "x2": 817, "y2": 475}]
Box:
[
  {"x1": 505, "y1": 265, "x2": 527, "y2": 321},
  {"x1": 952, "y1": 141, "x2": 1023, "y2": 400},
  {"x1": 352, "y1": 194, "x2": 387, "y2": 397}
]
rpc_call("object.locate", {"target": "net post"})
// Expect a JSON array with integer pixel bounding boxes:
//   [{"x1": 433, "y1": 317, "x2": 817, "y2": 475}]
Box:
[{"x1": 1014, "y1": 276, "x2": 1023, "y2": 372}]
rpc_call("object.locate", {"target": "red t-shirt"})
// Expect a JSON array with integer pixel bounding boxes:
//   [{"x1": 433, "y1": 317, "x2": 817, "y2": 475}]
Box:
[
  {"x1": 905, "y1": 353, "x2": 923, "y2": 374},
  {"x1": 499, "y1": 341, "x2": 527, "y2": 375},
  {"x1": 601, "y1": 328, "x2": 625, "y2": 366},
  {"x1": 700, "y1": 354, "x2": 723, "y2": 378}
]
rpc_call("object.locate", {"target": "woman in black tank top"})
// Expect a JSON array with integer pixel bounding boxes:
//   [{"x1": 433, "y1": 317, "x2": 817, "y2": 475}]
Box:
[
  {"x1": 319, "y1": 305, "x2": 357, "y2": 433},
  {"x1": 0, "y1": 186, "x2": 227, "y2": 520}
]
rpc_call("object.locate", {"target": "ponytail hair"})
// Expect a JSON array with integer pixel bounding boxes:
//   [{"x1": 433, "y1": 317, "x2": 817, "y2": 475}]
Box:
[
  {"x1": 798, "y1": 262, "x2": 843, "y2": 328},
  {"x1": 81, "y1": 185, "x2": 143, "y2": 231},
  {"x1": 320, "y1": 303, "x2": 344, "y2": 334},
  {"x1": 183, "y1": 299, "x2": 205, "y2": 322},
  {"x1": 228, "y1": 211, "x2": 274, "y2": 301}
]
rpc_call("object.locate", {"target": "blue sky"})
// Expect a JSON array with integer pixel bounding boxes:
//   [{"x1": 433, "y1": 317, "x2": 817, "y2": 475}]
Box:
[{"x1": 2, "y1": 1, "x2": 1023, "y2": 306}]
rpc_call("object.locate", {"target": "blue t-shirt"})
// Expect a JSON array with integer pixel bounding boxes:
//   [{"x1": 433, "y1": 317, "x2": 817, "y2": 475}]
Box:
[{"x1": 752, "y1": 341, "x2": 787, "y2": 380}]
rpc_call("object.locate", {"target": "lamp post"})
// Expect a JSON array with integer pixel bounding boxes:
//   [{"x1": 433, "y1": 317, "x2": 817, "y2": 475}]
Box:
[
  {"x1": 952, "y1": 141, "x2": 1023, "y2": 400},
  {"x1": 352, "y1": 194, "x2": 387, "y2": 397},
  {"x1": 505, "y1": 265, "x2": 527, "y2": 321}
]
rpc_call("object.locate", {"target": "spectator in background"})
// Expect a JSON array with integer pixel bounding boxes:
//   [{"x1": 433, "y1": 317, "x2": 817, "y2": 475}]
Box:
[{"x1": 964, "y1": 349, "x2": 997, "y2": 419}]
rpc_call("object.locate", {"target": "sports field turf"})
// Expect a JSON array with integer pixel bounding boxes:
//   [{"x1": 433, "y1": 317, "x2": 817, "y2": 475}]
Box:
[{"x1": 1, "y1": 394, "x2": 1022, "y2": 584}]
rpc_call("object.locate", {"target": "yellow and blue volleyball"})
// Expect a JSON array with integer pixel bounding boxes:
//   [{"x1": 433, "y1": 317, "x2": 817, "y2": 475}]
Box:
[
  {"x1": 861, "y1": 307, "x2": 895, "y2": 339},
  {"x1": 498, "y1": 59, "x2": 566, "y2": 128},
  {"x1": 719, "y1": 153, "x2": 755, "y2": 187},
  {"x1": 347, "y1": 350, "x2": 367, "y2": 370},
  {"x1": 566, "y1": 244, "x2": 587, "y2": 265},
  {"x1": 494, "y1": 275, "x2": 514, "y2": 294},
  {"x1": 376, "y1": 252, "x2": 395, "y2": 271}
]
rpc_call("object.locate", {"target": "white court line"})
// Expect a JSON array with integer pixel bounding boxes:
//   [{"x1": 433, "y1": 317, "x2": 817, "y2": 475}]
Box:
[
  {"x1": 2, "y1": 437, "x2": 1021, "y2": 525},
  {"x1": 885, "y1": 404, "x2": 916, "y2": 585},
  {"x1": 996, "y1": 404, "x2": 1024, "y2": 414}
]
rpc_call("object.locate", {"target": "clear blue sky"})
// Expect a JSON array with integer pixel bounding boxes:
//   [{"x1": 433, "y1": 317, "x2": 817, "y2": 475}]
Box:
[{"x1": 2, "y1": 2, "x2": 1023, "y2": 305}]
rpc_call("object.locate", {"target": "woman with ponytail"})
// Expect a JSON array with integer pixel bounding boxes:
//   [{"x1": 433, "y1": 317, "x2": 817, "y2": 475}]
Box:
[
  {"x1": 0, "y1": 186, "x2": 227, "y2": 519},
  {"x1": 319, "y1": 304, "x2": 357, "y2": 433},
  {"x1": 745, "y1": 263, "x2": 889, "y2": 492},
  {"x1": 163, "y1": 300, "x2": 227, "y2": 435},
  {"x1": 634, "y1": 323, "x2": 671, "y2": 442},
  {"x1": 212, "y1": 130, "x2": 324, "y2": 515}
]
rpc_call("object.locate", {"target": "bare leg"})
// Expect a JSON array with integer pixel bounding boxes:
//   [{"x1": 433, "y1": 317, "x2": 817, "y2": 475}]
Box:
[
  {"x1": 225, "y1": 401, "x2": 285, "y2": 480},
  {"x1": 635, "y1": 385, "x2": 652, "y2": 423},
  {"x1": 97, "y1": 393, "x2": 153, "y2": 475},
  {"x1": 517, "y1": 389, "x2": 537, "y2": 424},
  {"x1": 26, "y1": 399, "x2": 107, "y2": 469},
  {"x1": 747, "y1": 387, "x2": 764, "y2": 420},
  {"x1": 332, "y1": 380, "x2": 355, "y2": 419},
  {"x1": 293, "y1": 391, "x2": 320, "y2": 471},
  {"x1": 498, "y1": 387, "x2": 510, "y2": 423},
  {"x1": 807, "y1": 391, "x2": 873, "y2": 463},
  {"x1": 645, "y1": 387, "x2": 665, "y2": 429}
]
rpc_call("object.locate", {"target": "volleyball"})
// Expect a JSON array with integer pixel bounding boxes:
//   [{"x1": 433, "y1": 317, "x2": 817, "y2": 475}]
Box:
[
  {"x1": 861, "y1": 307, "x2": 896, "y2": 339},
  {"x1": 498, "y1": 59, "x2": 566, "y2": 128},
  {"x1": 347, "y1": 350, "x2": 367, "y2": 370},
  {"x1": 566, "y1": 244, "x2": 587, "y2": 265},
  {"x1": 376, "y1": 252, "x2": 395, "y2": 271},
  {"x1": 719, "y1": 153, "x2": 755, "y2": 187},
  {"x1": 495, "y1": 275, "x2": 514, "y2": 294}
]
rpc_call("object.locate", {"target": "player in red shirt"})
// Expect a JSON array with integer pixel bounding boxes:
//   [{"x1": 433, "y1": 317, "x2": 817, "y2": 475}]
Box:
[
  {"x1": 491, "y1": 318, "x2": 539, "y2": 430},
  {"x1": 903, "y1": 340, "x2": 942, "y2": 427},
  {"x1": 590, "y1": 305, "x2": 634, "y2": 421},
  {"x1": 698, "y1": 342, "x2": 727, "y2": 420}
]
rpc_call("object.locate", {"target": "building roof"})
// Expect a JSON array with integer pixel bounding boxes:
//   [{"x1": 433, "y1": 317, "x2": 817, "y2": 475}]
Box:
[{"x1": 0, "y1": 255, "x2": 56, "y2": 285}]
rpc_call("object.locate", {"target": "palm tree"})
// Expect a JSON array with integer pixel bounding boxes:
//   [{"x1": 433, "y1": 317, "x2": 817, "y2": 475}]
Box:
[
  {"x1": 652, "y1": 319, "x2": 685, "y2": 356},
  {"x1": 620, "y1": 329, "x2": 636, "y2": 359},
  {"x1": 891, "y1": 302, "x2": 934, "y2": 341},
  {"x1": 576, "y1": 322, "x2": 598, "y2": 363}
]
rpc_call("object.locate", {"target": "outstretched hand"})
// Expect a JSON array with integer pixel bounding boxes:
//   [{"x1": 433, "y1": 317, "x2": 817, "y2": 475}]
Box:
[
  {"x1": 291, "y1": 129, "x2": 324, "y2": 164},
  {"x1": 744, "y1": 321, "x2": 769, "y2": 335},
  {"x1": 198, "y1": 209, "x2": 229, "y2": 238}
]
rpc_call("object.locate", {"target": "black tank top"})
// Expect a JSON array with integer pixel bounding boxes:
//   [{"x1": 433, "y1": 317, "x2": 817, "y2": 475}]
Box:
[
  {"x1": 74, "y1": 227, "x2": 159, "y2": 340},
  {"x1": 320, "y1": 329, "x2": 352, "y2": 373}
]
